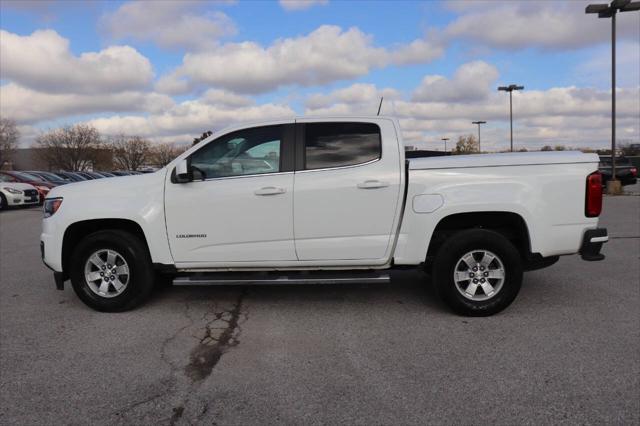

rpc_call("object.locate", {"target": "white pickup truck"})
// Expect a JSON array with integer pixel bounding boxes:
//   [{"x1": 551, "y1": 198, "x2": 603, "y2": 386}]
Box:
[{"x1": 41, "y1": 117, "x2": 607, "y2": 316}]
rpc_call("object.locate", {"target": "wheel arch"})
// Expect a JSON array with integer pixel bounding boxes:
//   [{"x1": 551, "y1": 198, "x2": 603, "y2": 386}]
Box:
[
  {"x1": 62, "y1": 218, "x2": 151, "y2": 278},
  {"x1": 426, "y1": 211, "x2": 532, "y2": 267}
]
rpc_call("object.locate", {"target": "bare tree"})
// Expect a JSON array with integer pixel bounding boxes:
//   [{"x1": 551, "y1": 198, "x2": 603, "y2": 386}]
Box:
[
  {"x1": 111, "y1": 135, "x2": 151, "y2": 171},
  {"x1": 36, "y1": 124, "x2": 103, "y2": 171},
  {"x1": 193, "y1": 130, "x2": 212, "y2": 146},
  {"x1": 150, "y1": 142, "x2": 187, "y2": 167},
  {"x1": 453, "y1": 135, "x2": 479, "y2": 154},
  {"x1": 541, "y1": 145, "x2": 553, "y2": 151},
  {"x1": 0, "y1": 118, "x2": 19, "y2": 166}
]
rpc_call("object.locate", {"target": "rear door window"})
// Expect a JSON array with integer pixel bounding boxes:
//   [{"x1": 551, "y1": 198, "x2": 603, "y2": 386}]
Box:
[{"x1": 303, "y1": 122, "x2": 381, "y2": 170}]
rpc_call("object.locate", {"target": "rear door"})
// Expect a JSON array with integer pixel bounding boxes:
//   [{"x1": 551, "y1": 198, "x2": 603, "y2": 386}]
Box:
[{"x1": 293, "y1": 119, "x2": 403, "y2": 262}]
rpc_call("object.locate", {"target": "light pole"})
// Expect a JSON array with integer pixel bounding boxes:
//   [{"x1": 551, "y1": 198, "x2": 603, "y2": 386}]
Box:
[
  {"x1": 472, "y1": 121, "x2": 486, "y2": 152},
  {"x1": 441, "y1": 137, "x2": 450, "y2": 152},
  {"x1": 586, "y1": 0, "x2": 639, "y2": 193},
  {"x1": 498, "y1": 84, "x2": 524, "y2": 152}
]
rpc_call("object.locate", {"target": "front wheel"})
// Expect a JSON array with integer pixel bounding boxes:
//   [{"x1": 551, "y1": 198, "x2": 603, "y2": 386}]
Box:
[
  {"x1": 432, "y1": 229, "x2": 523, "y2": 316},
  {"x1": 69, "y1": 230, "x2": 154, "y2": 312}
]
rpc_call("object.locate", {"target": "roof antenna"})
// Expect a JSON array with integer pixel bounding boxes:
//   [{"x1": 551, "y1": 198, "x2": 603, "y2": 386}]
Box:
[{"x1": 377, "y1": 97, "x2": 383, "y2": 116}]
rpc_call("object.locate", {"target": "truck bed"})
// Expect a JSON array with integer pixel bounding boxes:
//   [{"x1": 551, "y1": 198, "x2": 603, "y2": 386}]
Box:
[{"x1": 408, "y1": 151, "x2": 599, "y2": 170}]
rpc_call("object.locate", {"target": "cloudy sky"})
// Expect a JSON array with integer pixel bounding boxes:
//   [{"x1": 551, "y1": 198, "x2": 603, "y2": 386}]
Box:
[{"x1": 1, "y1": 0, "x2": 638, "y2": 151}]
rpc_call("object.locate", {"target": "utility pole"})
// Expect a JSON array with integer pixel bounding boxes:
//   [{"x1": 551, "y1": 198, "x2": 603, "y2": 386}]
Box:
[
  {"x1": 472, "y1": 121, "x2": 486, "y2": 152},
  {"x1": 441, "y1": 138, "x2": 450, "y2": 152},
  {"x1": 498, "y1": 85, "x2": 524, "y2": 152},
  {"x1": 586, "y1": 0, "x2": 640, "y2": 194}
]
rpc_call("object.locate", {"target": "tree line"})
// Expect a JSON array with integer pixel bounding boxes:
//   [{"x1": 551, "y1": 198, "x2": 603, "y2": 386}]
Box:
[
  {"x1": 450, "y1": 134, "x2": 640, "y2": 155},
  {"x1": 0, "y1": 119, "x2": 188, "y2": 171}
]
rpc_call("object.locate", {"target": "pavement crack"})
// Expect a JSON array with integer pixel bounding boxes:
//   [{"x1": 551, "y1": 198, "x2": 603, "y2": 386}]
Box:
[
  {"x1": 111, "y1": 291, "x2": 249, "y2": 424},
  {"x1": 169, "y1": 405, "x2": 184, "y2": 426},
  {"x1": 184, "y1": 289, "x2": 247, "y2": 382},
  {"x1": 113, "y1": 301, "x2": 194, "y2": 422}
]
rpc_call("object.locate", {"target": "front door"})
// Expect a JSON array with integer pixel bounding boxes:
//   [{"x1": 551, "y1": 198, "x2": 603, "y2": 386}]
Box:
[{"x1": 165, "y1": 123, "x2": 297, "y2": 264}]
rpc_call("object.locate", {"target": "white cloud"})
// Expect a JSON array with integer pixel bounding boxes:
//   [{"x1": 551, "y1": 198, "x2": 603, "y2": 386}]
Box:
[
  {"x1": 444, "y1": 1, "x2": 640, "y2": 50},
  {"x1": 0, "y1": 29, "x2": 154, "y2": 94},
  {"x1": 199, "y1": 89, "x2": 255, "y2": 107},
  {"x1": 159, "y1": 25, "x2": 443, "y2": 94},
  {"x1": 303, "y1": 62, "x2": 639, "y2": 150},
  {"x1": 100, "y1": 0, "x2": 236, "y2": 50},
  {"x1": 390, "y1": 36, "x2": 445, "y2": 65},
  {"x1": 305, "y1": 83, "x2": 400, "y2": 110},
  {"x1": 279, "y1": 0, "x2": 328, "y2": 11},
  {"x1": 83, "y1": 94, "x2": 295, "y2": 140},
  {"x1": 0, "y1": 83, "x2": 175, "y2": 123},
  {"x1": 576, "y1": 41, "x2": 640, "y2": 89},
  {"x1": 412, "y1": 60, "x2": 499, "y2": 102}
]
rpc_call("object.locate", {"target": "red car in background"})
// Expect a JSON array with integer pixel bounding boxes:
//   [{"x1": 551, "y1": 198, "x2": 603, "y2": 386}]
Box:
[{"x1": 0, "y1": 171, "x2": 58, "y2": 204}]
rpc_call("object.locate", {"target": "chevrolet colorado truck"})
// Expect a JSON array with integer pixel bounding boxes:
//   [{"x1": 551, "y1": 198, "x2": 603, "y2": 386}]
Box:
[{"x1": 41, "y1": 117, "x2": 607, "y2": 316}]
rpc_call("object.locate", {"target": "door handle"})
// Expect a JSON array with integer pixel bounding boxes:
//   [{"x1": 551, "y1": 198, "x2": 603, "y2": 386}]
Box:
[
  {"x1": 254, "y1": 186, "x2": 286, "y2": 196},
  {"x1": 357, "y1": 180, "x2": 389, "y2": 189}
]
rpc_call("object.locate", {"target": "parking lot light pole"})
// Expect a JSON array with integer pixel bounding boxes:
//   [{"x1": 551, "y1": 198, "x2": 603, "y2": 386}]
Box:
[
  {"x1": 586, "y1": 0, "x2": 640, "y2": 194},
  {"x1": 441, "y1": 137, "x2": 450, "y2": 152},
  {"x1": 498, "y1": 85, "x2": 524, "y2": 152},
  {"x1": 472, "y1": 121, "x2": 486, "y2": 152}
]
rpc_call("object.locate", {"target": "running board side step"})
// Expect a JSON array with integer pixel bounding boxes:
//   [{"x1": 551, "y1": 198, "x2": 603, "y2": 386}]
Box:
[{"x1": 173, "y1": 271, "x2": 391, "y2": 286}]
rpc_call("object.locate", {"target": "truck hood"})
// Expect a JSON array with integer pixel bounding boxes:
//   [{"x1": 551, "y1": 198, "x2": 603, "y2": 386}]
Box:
[
  {"x1": 409, "y1": 151, "x2": 599, "y2": 170},
  {"x1": 47, "y1": 170, "x2": 166, "y2": 199}
]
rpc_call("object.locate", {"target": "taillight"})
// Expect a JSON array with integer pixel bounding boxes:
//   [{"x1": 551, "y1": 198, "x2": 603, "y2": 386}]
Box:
[
  {"x1": 630, "y1": 167, "x2": 637, "y2": 177},
  {"x1": 585, "y1": 171, "x2": 602, "y2": 217}
]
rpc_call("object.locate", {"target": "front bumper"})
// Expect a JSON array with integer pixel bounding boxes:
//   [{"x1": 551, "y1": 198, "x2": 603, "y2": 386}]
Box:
[
  {"x1": 41, "y1": 241, "x2": 65, "y2": 290},
  {"x1": 580, "y1": 228, "x2": 608, "y2": 261},
  {"x1": 7, "y1": 194, "x2": 39, "y2": 206}
]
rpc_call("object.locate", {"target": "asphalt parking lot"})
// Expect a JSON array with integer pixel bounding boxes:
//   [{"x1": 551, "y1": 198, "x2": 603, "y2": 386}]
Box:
[{"x1": 1, "y1": 196, "x2": 638, "y2": 425}]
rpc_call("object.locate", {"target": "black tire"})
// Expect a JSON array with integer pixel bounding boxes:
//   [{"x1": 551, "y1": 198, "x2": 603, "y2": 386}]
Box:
[
  {"x1": 0, "y1": 193, "x2": 6, "y2": 210},
  {"x1": 432, "y1": 229, "x2": 523, "y2": 316},
  {"x1": 69, "y1": 230, "x2": 154, "y2": 312}
]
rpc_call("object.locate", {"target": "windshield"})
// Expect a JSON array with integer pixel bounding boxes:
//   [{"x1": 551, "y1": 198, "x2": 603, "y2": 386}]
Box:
[
  {"x1": 12, "y1": 171, "x2": 44, "y2": 182},
  {"x1": 32, "y1": 171, "x2": 67, "y2": 182}
]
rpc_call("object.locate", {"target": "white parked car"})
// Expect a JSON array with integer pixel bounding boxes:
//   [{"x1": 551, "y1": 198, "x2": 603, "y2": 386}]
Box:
[
  {"x1": 41, "y1": 117, "x2": 607, "y2": 315},
  {"x1": 0, "y1": 174, "x2": 40, "y2": 209}
]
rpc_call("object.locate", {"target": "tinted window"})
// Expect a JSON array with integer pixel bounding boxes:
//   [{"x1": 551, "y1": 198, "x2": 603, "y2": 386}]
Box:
[
  {"x1": 190, "y1": 125, "x2": 282, "y2": 179},
  {"x1": 304, "y1": 122, "x2": 381, "y2": 170},
  {"x1": 13, "y1": 172, "x2": 42, "y2": 181}
]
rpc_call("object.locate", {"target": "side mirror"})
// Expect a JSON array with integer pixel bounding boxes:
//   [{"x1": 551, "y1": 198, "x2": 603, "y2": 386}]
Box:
[{"x1": 172, "y1": 158, "x2": 192, "y2": 183}]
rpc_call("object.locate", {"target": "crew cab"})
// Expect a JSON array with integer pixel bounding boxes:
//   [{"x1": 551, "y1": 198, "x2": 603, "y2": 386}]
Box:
[{"x1": 41, "y1": 117, "x2": 607, "y2": 316}]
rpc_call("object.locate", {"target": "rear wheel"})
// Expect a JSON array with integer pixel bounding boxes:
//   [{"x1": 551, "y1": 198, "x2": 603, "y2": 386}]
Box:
[
  {"x1": 432, "y1": 229, "x2": 523, "y2": 316},
  {"x1": 69, "y1": 230, "x2": 154, "y2": 312},
  {"x1": 0, "y1": 193, "x2": 6, "y2": 210}
]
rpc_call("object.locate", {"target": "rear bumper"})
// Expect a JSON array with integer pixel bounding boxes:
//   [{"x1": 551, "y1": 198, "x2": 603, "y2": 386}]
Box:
[{"x1": 580, "y1": 228, "x2": 608, "y2": 261}]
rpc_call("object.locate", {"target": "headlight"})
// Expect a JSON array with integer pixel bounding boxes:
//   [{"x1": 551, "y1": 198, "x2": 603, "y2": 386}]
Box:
[
  {"x1": 43, "y1": 197, "x2": 63, "y2": 218},
  {"x1": 3, "y1": 187, "x2": 22, "y2": 194}
]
